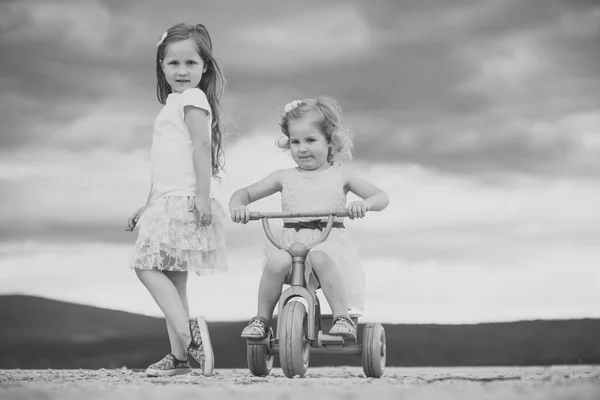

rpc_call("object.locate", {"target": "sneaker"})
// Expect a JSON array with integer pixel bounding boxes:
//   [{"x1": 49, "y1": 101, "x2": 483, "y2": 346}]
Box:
[
  {"x1": 329, "y1": 316, "x2": 357, "y2": 342},
  {"x1": 145, "y1": 353, "x2": 192, "y2": 377},
  {"x1": 188, "y1": 316, "x2": 214, "y2": 377},
  {"x1": 240, "y1": 317, "x2": 270, "y2": 339}
]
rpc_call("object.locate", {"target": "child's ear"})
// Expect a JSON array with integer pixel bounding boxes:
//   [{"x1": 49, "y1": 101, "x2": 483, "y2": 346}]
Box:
[{"x1": 160, "y1": 60, "x2": 165, "y2": 73}]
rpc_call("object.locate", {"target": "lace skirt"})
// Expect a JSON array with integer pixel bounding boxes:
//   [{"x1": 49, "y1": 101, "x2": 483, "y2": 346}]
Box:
[{"x1": 130, "y1": 196, "x2": 228, "y2": 276}]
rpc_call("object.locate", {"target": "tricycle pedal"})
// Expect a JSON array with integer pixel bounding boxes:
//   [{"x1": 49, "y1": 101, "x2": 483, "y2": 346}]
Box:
[{"x1": 317, "y1": 332, "x2": 346, "y2": 346}]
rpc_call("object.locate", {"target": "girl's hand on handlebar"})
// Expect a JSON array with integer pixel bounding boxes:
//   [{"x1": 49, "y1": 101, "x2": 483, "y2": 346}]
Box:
[
  {"x1": 347, "y1": 201, "x2": 371, "y2": 219},
  {"x1": 230, "y1": 205, "x2": 251, "y2": 224}
]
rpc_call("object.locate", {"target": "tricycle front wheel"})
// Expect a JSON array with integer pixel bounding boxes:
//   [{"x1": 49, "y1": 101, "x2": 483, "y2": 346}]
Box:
[{"x1": 279, "y1": 300, "x2": 310, "y2": 378}]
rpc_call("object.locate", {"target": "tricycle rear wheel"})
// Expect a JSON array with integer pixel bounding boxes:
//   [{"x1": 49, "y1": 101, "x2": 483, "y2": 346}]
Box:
[
  {"x1": 246, "y1": 327, "x2": 274, "y2": 377},
  {"x1": 361, "y1": 323, "x2": 386, "y2": 378}
]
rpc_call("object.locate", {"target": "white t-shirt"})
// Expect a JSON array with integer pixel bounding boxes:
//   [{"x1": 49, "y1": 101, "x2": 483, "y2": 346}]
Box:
[{"x1": 150, "y1": 88, "x2": 212, "y2": 202}]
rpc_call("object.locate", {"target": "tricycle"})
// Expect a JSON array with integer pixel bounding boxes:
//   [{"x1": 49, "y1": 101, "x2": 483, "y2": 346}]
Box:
[{"x1": 244, "y1": 209, "x2": 387, "y2": 378}]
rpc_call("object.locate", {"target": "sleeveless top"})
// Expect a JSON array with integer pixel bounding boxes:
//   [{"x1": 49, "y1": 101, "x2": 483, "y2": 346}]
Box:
[
  {"x1": 281, "y1": 164, "x2": 346, "y2": 222},
  {"x1": 268, "y1": 163, "x2": 365, "y2": 312}
]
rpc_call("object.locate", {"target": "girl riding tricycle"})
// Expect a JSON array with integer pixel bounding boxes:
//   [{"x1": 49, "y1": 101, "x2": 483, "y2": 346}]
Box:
[{"x1": 229, "y1": 97, "x2": 389, "y2": 378}]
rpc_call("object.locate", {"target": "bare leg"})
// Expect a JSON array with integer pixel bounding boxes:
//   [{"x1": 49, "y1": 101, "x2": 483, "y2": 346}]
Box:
[
  {"x1": 164, "y1": 271, "x2": 190, "y2": 360},
  {"x1": 309, "y1": 251, "x2": 350, "y2": 319},
  {"x1": 256, "y1": 249, "x2": 292, "y2": 320},
  {"x1": 135, "y1": 269, "x2": 191, "y2": 352}
]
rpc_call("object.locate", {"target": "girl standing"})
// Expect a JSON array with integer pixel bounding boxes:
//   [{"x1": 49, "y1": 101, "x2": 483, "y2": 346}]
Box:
[{"x1": 126, "y1": 23, "x2": 228, "y2": 377}]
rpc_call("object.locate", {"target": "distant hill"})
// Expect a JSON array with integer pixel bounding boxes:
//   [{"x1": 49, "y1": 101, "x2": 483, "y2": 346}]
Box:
[{"x1": 1, "y1": 295, "x2": 598, "y2": 369}]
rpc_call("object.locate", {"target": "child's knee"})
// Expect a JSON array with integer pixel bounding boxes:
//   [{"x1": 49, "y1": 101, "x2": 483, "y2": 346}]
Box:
[
  {"x1": 308, "y1": 250, "x2": 330, "y2": 268},
  {"x1": 264, "y1": 250, "x2": 292, "y2": 276}
]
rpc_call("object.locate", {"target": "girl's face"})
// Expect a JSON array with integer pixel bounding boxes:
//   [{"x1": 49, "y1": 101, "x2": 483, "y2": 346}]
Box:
[
  {"x1": 288, "y1": 117, "x2": 330, "y2": 171},
  {"x1": 161, "y1": 39, "x2": 207, "y2": 93}
]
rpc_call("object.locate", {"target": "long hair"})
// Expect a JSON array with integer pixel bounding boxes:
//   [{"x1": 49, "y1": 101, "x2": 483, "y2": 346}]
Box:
[
  {"x1": 278, "y1": 97, "x2": 353, "y2": 163},
  {"x1": 155, "y1": 23, "x2": 226, "y2": 177}
]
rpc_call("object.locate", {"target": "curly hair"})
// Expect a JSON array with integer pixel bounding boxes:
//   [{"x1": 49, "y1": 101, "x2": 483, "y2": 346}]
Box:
[{"x1": 277, "y1": 97, "x2": 353, "y2": 163}]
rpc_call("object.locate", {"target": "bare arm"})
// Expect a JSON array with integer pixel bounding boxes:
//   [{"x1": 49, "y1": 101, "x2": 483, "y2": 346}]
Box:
[
  {"x1": 185, "y1": 106, "x2": 212, "y2": 225},
  {"x1": 185, "y1": 106, "x2": 211, "y2": 198},
  {"x1": 344, "y1": 168, "x2": 389, "y2": 218},
  {"x1": 144, "y1": 184, "x2": 153, "y2": 206},
  {"x1": 229, "y1": 170, "x2": 283, "y2": 223}
]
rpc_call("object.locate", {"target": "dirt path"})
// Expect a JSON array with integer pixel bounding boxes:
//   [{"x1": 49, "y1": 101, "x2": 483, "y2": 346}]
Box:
[{"x1": 2, "y1": 366, "x2": 599, "y2": 399}]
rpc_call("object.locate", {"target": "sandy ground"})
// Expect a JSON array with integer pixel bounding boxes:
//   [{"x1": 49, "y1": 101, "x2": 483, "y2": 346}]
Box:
[{"x1": 1, "y1": 366, "x2": 599, "y2": 400}]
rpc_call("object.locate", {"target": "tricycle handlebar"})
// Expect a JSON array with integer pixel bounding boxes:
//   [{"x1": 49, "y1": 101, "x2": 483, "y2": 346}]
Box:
[
  {"x1": 251, "y1": 210, "x2": 354, "y2": 253},
  {"x1": 249, "y1": 209, "x2": 350, "y2": 220}
]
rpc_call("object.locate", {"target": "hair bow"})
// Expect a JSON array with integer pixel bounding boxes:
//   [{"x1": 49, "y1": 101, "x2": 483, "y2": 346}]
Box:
[
  {"x1": 156, "y1": 31, "x2": 167, "y2": 47},
  {"x1": 284, "y1": 100, "x2": 302, "y2": 113}
]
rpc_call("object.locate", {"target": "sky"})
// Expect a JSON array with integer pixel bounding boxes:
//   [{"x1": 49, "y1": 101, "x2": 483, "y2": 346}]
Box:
[{"x1": 1, "y1": 0, "x2": 599, "y2": 324}]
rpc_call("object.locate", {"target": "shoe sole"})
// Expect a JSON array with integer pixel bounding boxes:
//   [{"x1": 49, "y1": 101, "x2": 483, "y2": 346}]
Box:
[
  {"x1": 240, "y1": 332, "x2": 268, "y2": 339},
  {"x1": 240, "y1": 334, "x2": 268, "y2": 339},
  {"x1": 196, "y1": 316, "x2": 215, "y2": 377},
  {"x1": 329, "y1": 331, "x2": 357, "y2": 343},
  {"x1": 145, "y1": 367, "x2": 192, "y2": 377}
]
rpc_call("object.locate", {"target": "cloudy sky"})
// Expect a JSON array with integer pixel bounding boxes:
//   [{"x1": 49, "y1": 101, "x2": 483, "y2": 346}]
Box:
[{"x1": 1, "y1": 0, "x2": 599, "y2": 324}]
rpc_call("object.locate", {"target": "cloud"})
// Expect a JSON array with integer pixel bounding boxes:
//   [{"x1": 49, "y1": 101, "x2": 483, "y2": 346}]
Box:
[
  {"x1": 2, "y1": 239, "x2": 599, "y2": 323},
  {"x1": 0, "y1": 0, "x2": 599, "y2": 324},
  {"x1": 2, "y1": 0, "x2": 598, "y2": 179},
  {"x1": 1, "y1": 135, "x2": 597, "y2": 265},
  {"x1": 225, "y1": 0, "x2": 600, "y2": 178},
  {"x1": 225, "y1": 5, "x2": 371, "y2": 71},
  {"x1": 352, "y1": 110, "x2": 600, "y2": 178},
  {"x1": 0, "y1": 0, "x2": 160, "y2": 151}
]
